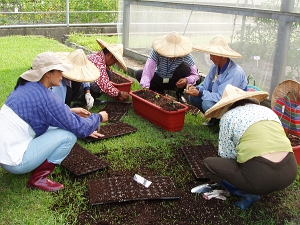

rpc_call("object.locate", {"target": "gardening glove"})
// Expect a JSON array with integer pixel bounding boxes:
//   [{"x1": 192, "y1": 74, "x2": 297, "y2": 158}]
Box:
[
  {"x1": 85, "y1": 93, "x2": 94, "y2": 110},
  {"x1": 202, "y1": 190, "x2": 230, "y2": 201}
]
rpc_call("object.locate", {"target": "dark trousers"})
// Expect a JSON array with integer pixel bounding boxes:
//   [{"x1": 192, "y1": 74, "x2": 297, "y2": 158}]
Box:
[
  {"x1": 65, "y1": 81, "x2": 82, "y2": 106},
  {"x1": 135, "y1": 62, "x2": 190, "y2": 94},
  {"x1": 202, "y1": 152, "x2": 298, "y2": 195},
  {"x1": 71, "y1": 69, "x2": 112, "y2": 107}
]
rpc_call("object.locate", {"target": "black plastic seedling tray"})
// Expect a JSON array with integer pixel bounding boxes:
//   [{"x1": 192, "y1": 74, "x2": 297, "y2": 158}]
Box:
[
  {"x1": 100, "y1": 101, "x2": 132, "y2": 123},
  {"x1": 61, "y1": 143, "x2": 110, "y2": 176},
  {"x1": 88, "y1": 176, "x2": 180, "y2": 205},
  {"x1": 181, "y1": 144, "x2": 218, "y2": 180},
  {"x1": 83, "y1": 122, "x2": 137, "y2": 142}
]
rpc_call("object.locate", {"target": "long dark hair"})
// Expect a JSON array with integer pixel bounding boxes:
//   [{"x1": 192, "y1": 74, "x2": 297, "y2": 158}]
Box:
[
  {"x1": 229, "y1": 99, "x2": 259, "y2": 110},
  {"x1": 14, "y1": 69, "x2": 55, "y2": 90},
  {"x1": 14, "y1": 77, "x2": 29, "y2": 90},
  {"x1": 102, "y1": 47, "x2": 110, "y2": 55}
]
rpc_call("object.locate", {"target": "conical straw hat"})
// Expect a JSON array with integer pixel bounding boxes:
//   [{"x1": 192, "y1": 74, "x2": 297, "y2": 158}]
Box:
[
  {"x1": 271, "y1": 79, "x2": 300, "y2": 109},
  {"x1": 204, "y1": 84, "x2": 269, "y2": 118},
  {"x1": 96, "y1": 39, "x2": 127, "y2": 71},
  {"x1": 55, "y1": 49, "x2": 100, "y2": 82},
  {"x1": 152, "y1": 32, "x2": 193, "y2": 57},
  {"x1": 193, "y1": 35, "x2": 242, "y2": 59}
]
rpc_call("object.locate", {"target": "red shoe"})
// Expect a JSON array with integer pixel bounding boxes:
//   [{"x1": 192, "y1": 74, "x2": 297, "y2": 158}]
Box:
[{"x1": 27, "y1": 160, "x2": 63, "y2": 192}]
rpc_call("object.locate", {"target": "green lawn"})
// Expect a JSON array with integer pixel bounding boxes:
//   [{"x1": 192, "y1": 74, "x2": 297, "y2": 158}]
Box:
[{"x1": 0, "y1": 35, "x2": 299, "y2": 225}]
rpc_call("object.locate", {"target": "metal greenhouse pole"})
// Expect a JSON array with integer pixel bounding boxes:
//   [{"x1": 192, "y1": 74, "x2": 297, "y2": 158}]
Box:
[{"x1": 270, "y1": 0, "x2": 295, "y2": 95}]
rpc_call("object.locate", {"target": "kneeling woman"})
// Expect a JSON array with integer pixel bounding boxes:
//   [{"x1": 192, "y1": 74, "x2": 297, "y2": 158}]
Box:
[
  {"x1": 202, "y1": 84, "x2": 298, "y2": 210},
  {"x1": 0, "y1": 52, "x2": 108, "y2": 192}
]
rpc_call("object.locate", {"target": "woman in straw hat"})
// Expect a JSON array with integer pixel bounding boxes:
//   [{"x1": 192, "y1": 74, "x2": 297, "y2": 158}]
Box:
[
  {"x1": 52, "y1": 49, "x2": 100, "y2": 110},
  {"x1": 135, "y1": 31, "x2": 199, "y2": 103},
  {"x1": 185, "y1": 35, "x2": 247, "y2": 126},
  {"x1": 202, "y1": 84, "x2": 298, "y2": 210},
  {"x1": 79, "y1": 38, "x2": 130, "y2": 102},
  {"x1": 0, "y1": 52, "x2": 108, "y2": 192}
]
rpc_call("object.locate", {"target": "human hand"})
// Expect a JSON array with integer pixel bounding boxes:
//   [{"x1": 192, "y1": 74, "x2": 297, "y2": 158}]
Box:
[
  {"x1": 176, "y1": 78, "x2": 188, "y2": 89},
  {"x1": 99, "y1": 111, "x2": 108, "y2": 122},
  {"x1": 118, "y1": 91, "x2": 130, "y2": 101},
  {"x1": 185, "y1": 84, "x2": 200, "y2": 97},
  {"x1": 70, "y1": 107, "x2": 91, "y2": 118},
  {"x1": 85, "y1": 93, "x2": 94, "y2": 110},
  {"x1": 89, "y1": 130, "x2": 105, "y2": 138}
]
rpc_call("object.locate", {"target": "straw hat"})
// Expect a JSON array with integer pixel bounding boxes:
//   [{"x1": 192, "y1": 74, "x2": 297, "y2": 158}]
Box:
[
  {"x1": 271, "y1": 79, "x2": 300, "y2": 109},
  {"x1": 193, "y1": 35, "x2": 242, "y2": 59},
  {"x1": 152, "y1": 32, "x2": 193, "y2": 57},
  {"x1": 21, "y1": 52, "x2": 72, "y2": 82},
  {"x1": 96, "y1": 39, "x2": 127, "y2": 71},
  {"x1": 204, "y1": 84, "x2": 269, "y2": 118},
  {"x1": 55, "y1": 49, "x2": 100, "y2": 82}
]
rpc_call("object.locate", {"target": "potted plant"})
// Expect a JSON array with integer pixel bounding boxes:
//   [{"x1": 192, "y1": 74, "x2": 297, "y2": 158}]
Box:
[
  {"x1": 129, "y1": 89, "x2": 189, "y2": 132},
  {"x1": 287, "y1": 133, "x2": 300, "y2": 165},
  {"x1": 111, "y1": 71, "x2": 133, "y2": 93},
  {"x1": 293, "y1": 146, "x2": 300, "y2": 165}
]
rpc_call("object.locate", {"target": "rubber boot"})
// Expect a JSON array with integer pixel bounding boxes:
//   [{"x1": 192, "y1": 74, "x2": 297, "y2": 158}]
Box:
[
  {"x1": 221, "y1": 180, "x2": 260, "y2": 210},
  {"x1": 27, "y1": 160, "x2": 64, "y2": 192}
]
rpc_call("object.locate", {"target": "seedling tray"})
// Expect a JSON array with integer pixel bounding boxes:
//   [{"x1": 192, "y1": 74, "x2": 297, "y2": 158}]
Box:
[
  {"x1": 83, "y1": 122, "x2": 137, "y2": 142},
  {"x1": 88, "y1": 176, "x2": 180, "y2": 205},
  {"x1": 100, "y1": 102, "x2": 132, "y2": 122},
  {"x1": 61, "y1": 143, "x2": 110, "y2": 176},
  {"x1": 181, "y1": 144, "x2": 218, "y2": 180}
]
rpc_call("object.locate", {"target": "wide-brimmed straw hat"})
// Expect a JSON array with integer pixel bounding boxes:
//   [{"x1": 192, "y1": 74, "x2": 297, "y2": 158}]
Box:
[
  {"x1": 152, "y1": 32, "x2": 193, "y2": 57},
  {"x1": 55, "y1": 49, "x2": 100, "y2": 82},
  {"x1": 96, "y1": 39, "x2": 127, "y2": 71},
  {"x1": 204, "y1": 84, "x2": 269, "y2": 118},
  {"x1": 193, "y1": 35, "x2": 242, "y2": 59},
  {"x1": 21, "y1": 52, "x2": 72, "y2": 82},
  {"x1": 271, "y1": 79, "x2": 300, "y2": 109}
]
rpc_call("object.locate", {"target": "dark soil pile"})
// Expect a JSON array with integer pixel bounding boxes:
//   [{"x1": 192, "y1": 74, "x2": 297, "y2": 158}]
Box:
[
  {"x1": 111, "y1": 72, "x2": 130, "y2": 84},
  {"x1": 133, "y1": 89, "x2": 186, "y2": 111},
  {"x1": 287, "y1": 133, "x2": 300, "y2": 146}
]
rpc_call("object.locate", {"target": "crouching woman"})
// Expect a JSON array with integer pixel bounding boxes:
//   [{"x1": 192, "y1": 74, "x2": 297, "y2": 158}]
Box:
[
  {"x1": 202, "y1": 84, "x2": 298, "y2": 210},
  {"x1": 0, "y1": 52, "x2": 108, "y2": 192}
]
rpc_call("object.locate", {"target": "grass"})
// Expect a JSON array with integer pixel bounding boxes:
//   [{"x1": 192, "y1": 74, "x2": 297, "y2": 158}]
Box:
[{"x1": 0, "y1": 34, "x2": 299, "y2": 225}]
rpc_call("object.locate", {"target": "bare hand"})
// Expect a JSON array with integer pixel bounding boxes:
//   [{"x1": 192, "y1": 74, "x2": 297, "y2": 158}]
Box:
[
  {"x1": 89, "y1": 130, "x2": 105, "y2": 138},
  {"x1": 176, "y1": 78, "x2": 188, "y2": 89},
  {"x1": 99, "y1": 111, "x2": 108, "y2": 122},
  {"x1": 70, "y1": 107, "x2": 91, "y2": 118},
  {"x1": 185, "y1": 84, "x2": 200, "y2": 97},
  {"x1": 118, "y1": 91, "x2": 130, "y2": 101}
]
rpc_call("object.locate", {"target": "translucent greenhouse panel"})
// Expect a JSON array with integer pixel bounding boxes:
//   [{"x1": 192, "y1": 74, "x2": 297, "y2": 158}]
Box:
[
  {"x1": 285, "y1": 22, "x2": 300, "y2": 83},
  {"x1": 188, "y1": 14, "x2": 278, "y2": 94},
  {"x1": 230, "y1": 16, "x2": 278, "y2": 94},
  {"x1": 126, "y1": 0, "x2": 286, "y2": 11},
  {"x1": 120, "y1": 1, "x2": 279, "y2": 93},
  {"x1": 186, "y1": 0, "x2": 280, "y2": 11}
]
